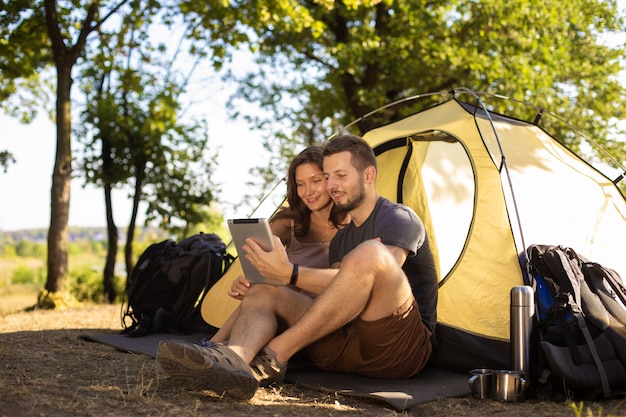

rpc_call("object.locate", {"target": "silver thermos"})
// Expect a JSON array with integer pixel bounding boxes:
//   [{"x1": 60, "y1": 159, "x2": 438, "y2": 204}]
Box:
[{"x1": 510, "y1": 285, "x2": 534, "y2": 376}]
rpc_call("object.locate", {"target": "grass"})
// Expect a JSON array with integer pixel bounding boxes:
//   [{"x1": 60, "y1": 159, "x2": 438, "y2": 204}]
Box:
[
  {"x1": 1, "y1": 296, "x2": 625, "y2": 416},
  {"x1": 0, "y1": 283, "x2": 40, "y2": 316},
  {"x1": 1, "y1": 253, "x2": 625, "y2": 416}
]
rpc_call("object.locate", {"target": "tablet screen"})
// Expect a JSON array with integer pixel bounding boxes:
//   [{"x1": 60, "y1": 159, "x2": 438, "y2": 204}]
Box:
[{"x1": 227, "y1": 218, "x2": 282, "y2": 285}]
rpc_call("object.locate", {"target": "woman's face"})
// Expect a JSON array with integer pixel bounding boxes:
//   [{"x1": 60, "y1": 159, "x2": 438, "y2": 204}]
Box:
[{"x1": 294, "y1": 162, "x2": 333, "y2": 212}]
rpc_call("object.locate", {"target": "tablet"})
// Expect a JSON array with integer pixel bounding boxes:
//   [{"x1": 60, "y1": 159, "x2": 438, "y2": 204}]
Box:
[{"x1": 227, "y1": 218, "x2": 283, "y2": 285}]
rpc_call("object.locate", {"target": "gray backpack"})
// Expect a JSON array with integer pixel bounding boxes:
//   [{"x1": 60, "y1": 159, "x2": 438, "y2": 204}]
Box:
[
  {"x1": 524, "y1": 244, "x2": 626, "y2": 400},
  {"x1": 121, "y1": 232, "x2": 234, "y2": 337}
]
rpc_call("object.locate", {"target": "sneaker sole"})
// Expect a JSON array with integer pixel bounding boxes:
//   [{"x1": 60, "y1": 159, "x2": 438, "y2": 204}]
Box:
[{"x1": 157, "y1": 340, "x2": 259, "y2": 401}]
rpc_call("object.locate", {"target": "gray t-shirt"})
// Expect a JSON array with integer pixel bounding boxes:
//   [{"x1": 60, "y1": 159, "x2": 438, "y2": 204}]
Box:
[{"x1": 329, "y1": 197, "x2": 438, "y2": 335}]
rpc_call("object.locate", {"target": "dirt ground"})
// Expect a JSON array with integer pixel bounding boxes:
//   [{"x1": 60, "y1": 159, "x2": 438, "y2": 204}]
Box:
[{"x1": 1, "y1": 300, "x2": 626, "y2": 417}]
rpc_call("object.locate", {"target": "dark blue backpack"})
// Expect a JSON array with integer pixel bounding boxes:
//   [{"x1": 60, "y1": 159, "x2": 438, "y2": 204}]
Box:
[
  {"x1": 523, "y1": 244, "x2": 626, "y2": 400},
  {"x1": 121, "y1": 232, "x2": 234, "y2": 337}
]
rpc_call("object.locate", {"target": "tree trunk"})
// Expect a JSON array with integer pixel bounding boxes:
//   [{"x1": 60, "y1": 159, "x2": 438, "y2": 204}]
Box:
[
  {"x1": 103, "y1": 177, "x2": 118, "y2": 303},
  {"x1": 45, "y1": 61, "x2": 72, "y2": 294},
  {"x1": 42, "y1": 0, "x2": 114, "y2": 302},
  {"x1": 125, "y1": 167, "x2": 144, "y2": 276}
]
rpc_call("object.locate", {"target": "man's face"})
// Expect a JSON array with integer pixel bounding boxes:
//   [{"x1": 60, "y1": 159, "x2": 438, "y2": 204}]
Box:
[{"x1": 323, "y1": 151, "x2": 365, "y2": 213}]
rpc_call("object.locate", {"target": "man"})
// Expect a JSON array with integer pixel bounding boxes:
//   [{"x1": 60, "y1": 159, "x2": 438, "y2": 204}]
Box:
[{"x1": 157, "y1": 134, "x2": 438, "y2": 401}]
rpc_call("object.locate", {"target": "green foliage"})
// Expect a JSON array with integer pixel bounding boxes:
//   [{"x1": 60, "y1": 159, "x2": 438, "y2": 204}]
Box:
[
  {"x1": 1, "y1": 231, "x2": 109, "y2": 259},
  {"x1": 67, "y1": 242, "x2": 83, "y2": 256},
  {"x1": 11, "y1": 265, "x2": 45, "y2": 285},
  {"x1": 0, "y1": 0, "x2": 52, "y2": 120},
  {"x1": 66, "y1": 237, "x2": 108, "y2": 256},
  {"x1": 3, "y1": 1, "x2": 625, "y2": 290},
  {"x1": 7, "y1": 262, "x2": 126, "y2": 304},
  {"x1": 1, "y1": 0, "x2": 179, "y2": 300},
  {"x1": 178, "y1": 205, "x2": 230, "y2": 241},
  {"x1": 75, "y1": 7, "x2": 221, "y2": 236},
  {"x1": 569, "y1": 401, "x2": 611, "y2": 417},
  {"x1": 65, "y1": 265, "x2": 125, "y2": 303},
  {"x1": 0, "y1": 150, "x2": 16, "y2": 172},
  {"x1": 1, "y1": 245, "x2": 16, "y2": 258},
  {"x1": 14, "y1": 240, "x2": 46, "y2": 258},
  {"x1": 92, "y1": 239, "x2": 107, "y2": 255},
  {"x1": 0, "y1": 227, "x2": 170, "y2": 302},
  {"x1": 183, "y1": 0, "x2": 626, "y2": 195}
]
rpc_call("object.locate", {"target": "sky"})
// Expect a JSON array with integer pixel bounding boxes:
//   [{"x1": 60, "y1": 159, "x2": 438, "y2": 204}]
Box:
[
  {"x1": 0, "y1": 87, "x2": 284, "y2": 231},
  {"x1": 0, "y1": 14, "x2": 294, "y2": 232}
]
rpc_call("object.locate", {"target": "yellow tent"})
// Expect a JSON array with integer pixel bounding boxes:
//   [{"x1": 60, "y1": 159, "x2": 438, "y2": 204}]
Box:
[
  {"x1": 203, "y1": 93, "x2": 626, "y2": 370},
  {"x1": 363, "y1": 97, "x2": 626, "y2": 369}
]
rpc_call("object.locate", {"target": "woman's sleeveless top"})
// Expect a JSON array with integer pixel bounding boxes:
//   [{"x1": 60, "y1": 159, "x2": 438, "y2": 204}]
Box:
[{"x1": 287, "y1": 220, "x2": 330, "y2": 268}]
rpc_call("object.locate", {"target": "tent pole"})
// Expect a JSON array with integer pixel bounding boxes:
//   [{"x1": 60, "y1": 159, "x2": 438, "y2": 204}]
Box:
[
  {"x1": 455, "y1": 87, "x2": 529, "y2": 258},
  {"x1": 327, "y1": 91, "x2": 450, "y2": 140},
  {"x1": 469, "y1": 90, "x2": 626, "y2": 185}
]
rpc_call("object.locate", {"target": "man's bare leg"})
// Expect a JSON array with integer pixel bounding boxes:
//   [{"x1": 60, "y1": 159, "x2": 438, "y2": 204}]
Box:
[
  {"x1": 227, "y1": 284, "x2": 313, "y2": 363},
  {"x1": 156, "y1": 240, "x2": 411, "y2": 399},
  {"x1": 209, "y1": 306, "x2": 239, "y2": 344},
  {"x1": 268, "y1": 239, "x2": 413, "y2": 363},
  {"x1": 157, "y1": 284, "x2": 313, "y2": 399}
]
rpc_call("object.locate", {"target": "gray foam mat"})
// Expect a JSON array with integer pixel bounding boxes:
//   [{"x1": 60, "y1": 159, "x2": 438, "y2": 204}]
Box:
[{"x1": 81, "y1": 332, "x2": 470, "y2": 410}]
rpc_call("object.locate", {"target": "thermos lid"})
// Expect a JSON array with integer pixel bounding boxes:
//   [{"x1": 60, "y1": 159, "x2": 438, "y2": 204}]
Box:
[{"x1": 510, "y1": 285, "x2": 534, "y2": 306}]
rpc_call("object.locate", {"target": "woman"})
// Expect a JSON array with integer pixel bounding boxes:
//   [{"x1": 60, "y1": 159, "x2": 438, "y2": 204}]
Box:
[{"x1": 207, "y1": 146, "x2": 346, "y2": 344}]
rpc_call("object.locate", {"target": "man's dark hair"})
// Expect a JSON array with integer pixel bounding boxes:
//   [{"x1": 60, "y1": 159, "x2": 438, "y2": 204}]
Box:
[{"x1": 322, "y1": 134, "x2": 377, "y2": 172}]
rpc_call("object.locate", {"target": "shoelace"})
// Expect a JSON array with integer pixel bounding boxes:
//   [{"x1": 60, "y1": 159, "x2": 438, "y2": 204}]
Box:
[{"x1": 194, "y1": 338, "x2": 215, "y2": 348}]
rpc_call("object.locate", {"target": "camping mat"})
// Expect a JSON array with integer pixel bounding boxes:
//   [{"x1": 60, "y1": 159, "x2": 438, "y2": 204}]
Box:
[
  {"x1": 80, "y1": 332, "x2": 207, "y2": 358},
  {"x1": 286, "y1": 366, "x2": 470, "y2": 410},
  {"x1": 80, "y1": 332, "x2": 470, "y2": 410}
]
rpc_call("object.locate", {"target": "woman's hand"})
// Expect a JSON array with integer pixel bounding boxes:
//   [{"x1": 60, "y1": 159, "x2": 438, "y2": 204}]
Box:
[
  {"x1": 243, "y1": 235, "x2": 292, "y2": 284},
  {"x1": 228, "y1": 275, "x2": 251, "y2": 300}
]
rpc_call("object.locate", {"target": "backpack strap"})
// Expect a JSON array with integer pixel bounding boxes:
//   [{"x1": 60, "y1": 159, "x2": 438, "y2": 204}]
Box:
[
  {"x1": 567, "y1": 295, "x2": 612, "y2": 398},
  {"x1": 549, "y1": 247, "x2": 612, "y2": 398},
  {"x1": 553, "y1": 248, "x2": 583, "y2": 309}
]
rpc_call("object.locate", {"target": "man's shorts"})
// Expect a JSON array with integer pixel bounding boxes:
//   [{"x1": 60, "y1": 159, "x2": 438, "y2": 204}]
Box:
[{"x1": 304, "y1": 296, "x2": 433, "y2": 378}]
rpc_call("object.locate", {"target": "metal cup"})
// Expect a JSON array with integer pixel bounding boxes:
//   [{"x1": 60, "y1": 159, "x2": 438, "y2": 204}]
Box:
[
  {"x1": 492, "y1": 370, "x2": 527, "y2": 401},
  {"x1": 468, "y1": 368, "x2": 493, "y2": 399}
]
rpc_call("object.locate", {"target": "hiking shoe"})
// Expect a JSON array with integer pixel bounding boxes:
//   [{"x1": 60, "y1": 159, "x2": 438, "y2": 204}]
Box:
[
  {"x1": 157, "y1": 340, "x2": 259, "y2": 401},
  {"x1": 249, "y1": 345, "x2": 287, "y2": 387}
]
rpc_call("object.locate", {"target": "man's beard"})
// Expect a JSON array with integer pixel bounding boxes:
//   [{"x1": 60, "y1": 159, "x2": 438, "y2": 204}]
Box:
[{"x1": 334, "y1": 182, "x2": 365, "y2": 214}]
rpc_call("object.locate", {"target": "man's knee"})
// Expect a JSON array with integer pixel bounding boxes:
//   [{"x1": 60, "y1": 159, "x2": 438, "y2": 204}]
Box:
[
  {"x1": 341, "y1": 239, "x2": 396, "y2": 273},
  {"x1": 241, "y1": 284, "x2": 305, "y2": 310},
  {"x1": 240, "y1": 284, "x2": 281, "y2": 308}
]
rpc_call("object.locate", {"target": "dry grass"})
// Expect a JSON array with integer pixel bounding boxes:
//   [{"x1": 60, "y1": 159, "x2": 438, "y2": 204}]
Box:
[{"x1": 1, "y1": 292, "x2": 626, "y2": 416}]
